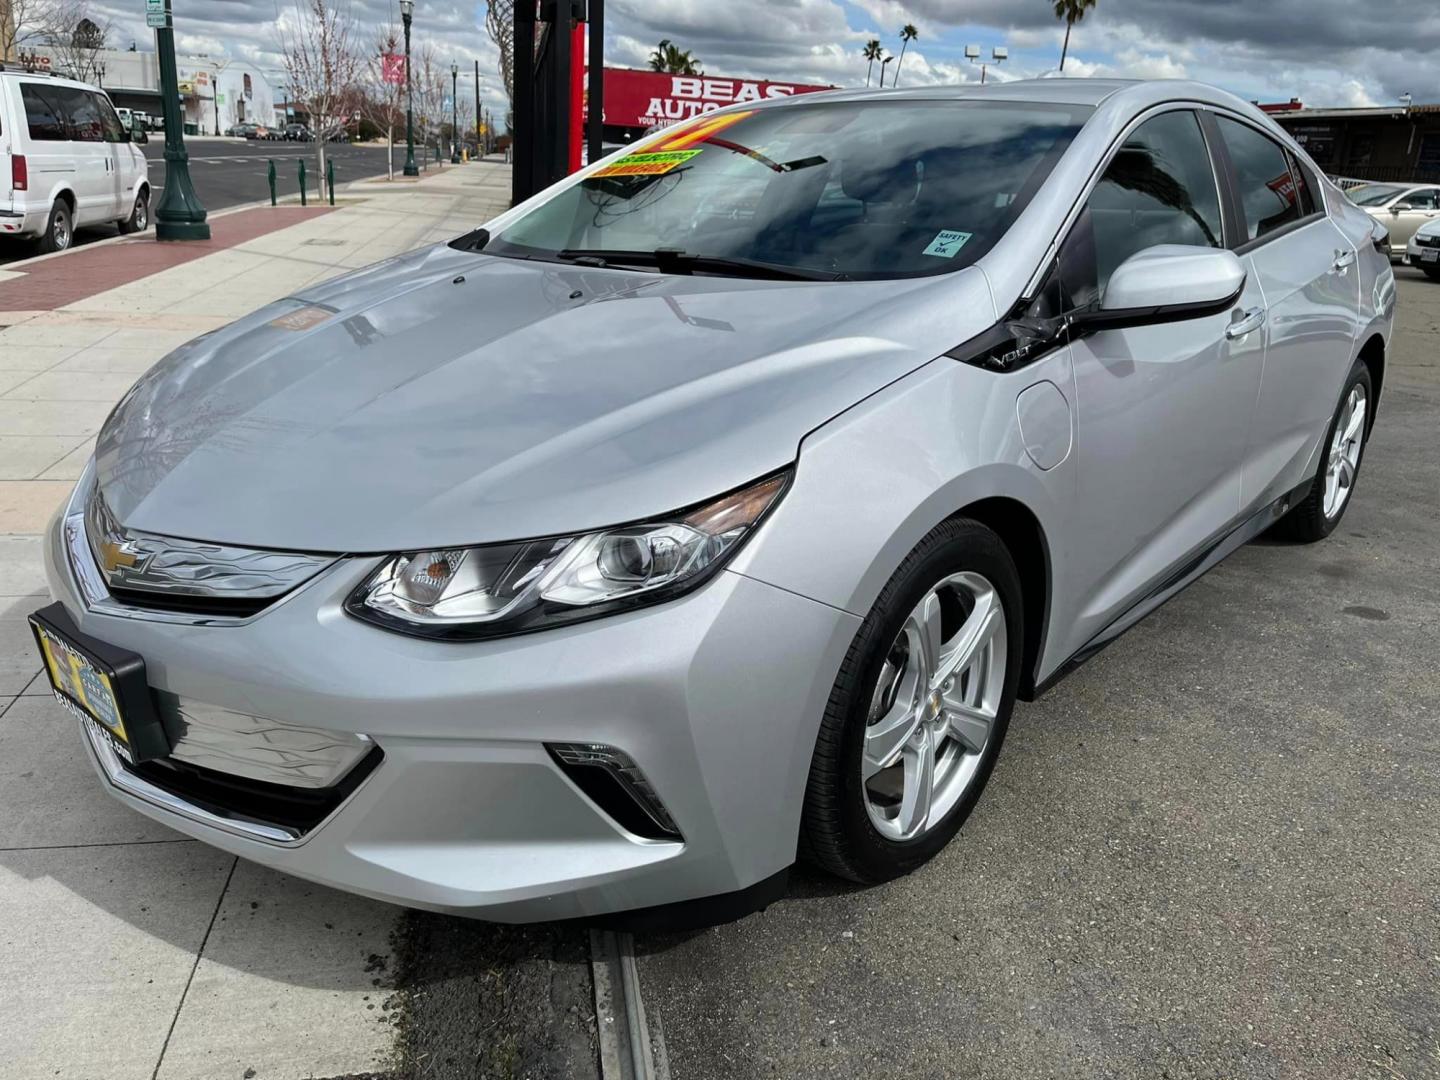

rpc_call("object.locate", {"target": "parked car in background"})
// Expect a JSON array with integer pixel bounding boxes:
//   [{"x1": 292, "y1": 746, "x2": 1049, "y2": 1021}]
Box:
[
  {"x1": 0, "y1": 69, "x2": 151, "y2": 252},
  {"x1": 1346, "y1": 181, "x2": 1440, "y2": 258},
  {"x1": 232, "y1": 122, "x2": 259, "y2": 139},
  {"x1": 32, "y1": 79, "x2": 1394, "y2": 923},
  {"x1": 284, "y1": 122, "x2": 311, "y2": 141},
  {"x1": 1406, "y1": 217, "x2": 1440, "y2": 279}
]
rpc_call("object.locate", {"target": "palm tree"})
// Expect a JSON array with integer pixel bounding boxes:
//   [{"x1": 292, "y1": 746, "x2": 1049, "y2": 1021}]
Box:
[
  {"x1": 649, "y1": 39, "x2": 701, "y2": 75},
  {"x1": 863, "y1": 39, "x2": 883, "y2": 87},
  {"x1": 1053, "y1": 0, "x2": 1098, "y2": 72},
  {"x1": 895, "y1": 24, "x2": 918, "y2": 87}
]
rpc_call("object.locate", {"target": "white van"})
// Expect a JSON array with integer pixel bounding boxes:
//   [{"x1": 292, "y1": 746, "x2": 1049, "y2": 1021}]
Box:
[{"x1": 1, "y1": 68, "x2": 151, "y2": 252}]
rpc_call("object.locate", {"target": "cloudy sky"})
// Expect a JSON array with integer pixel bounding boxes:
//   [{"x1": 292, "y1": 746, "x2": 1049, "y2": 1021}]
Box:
[{"x1": 79, "y1": 0, "x2": 1440, "y2": 117}]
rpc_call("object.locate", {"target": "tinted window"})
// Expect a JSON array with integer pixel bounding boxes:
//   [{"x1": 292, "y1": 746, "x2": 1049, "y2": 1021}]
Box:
[
  {"x1": 1059, "y1": 110, "x2": 1222, "y2": 307},
  {"x1": 1403, "y1": 188, "x2": 1440, "y2": 210},
  {"x1": 95, "y1": 93, "x2": 127, "y2": 142},
  {"x1": 489, "y1": 100, "x2": 1091, "y2": 279},
  {"x1": 21, "y1": 83, "x2": 67, "y2": 141},
  {"x1": 1217, "y1": 117, "x2": 1303, "y2": 242},
  {"x1": 59, "y1": 87, "x2": 104, "y2": 142}
]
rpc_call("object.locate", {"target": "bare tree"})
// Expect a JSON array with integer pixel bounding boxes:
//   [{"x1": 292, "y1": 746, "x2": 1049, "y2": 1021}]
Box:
[
  {"x1": 483, "y1": 0, "x2": 513, "y2": 106},
  {"x1": 361, "y1": 25, "x2": 405, "y2": 180},
  {"x1": 279, "y1": 0, "x2": 362, "y2": 188},
  {"x1": 1, "y1": 0, "x2": 53, "y2": 61},
  {"x1": 36, "y1": 0, "x2": 108, "y2": 82},
  {"x1": 413, "y1": 43, "x2": 445, "y2": 163}
]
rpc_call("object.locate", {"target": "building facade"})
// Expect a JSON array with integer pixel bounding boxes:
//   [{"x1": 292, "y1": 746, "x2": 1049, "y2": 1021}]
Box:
[
  {"x1": 1266, "y1": 102, "x2": 1440, "y2": 184},
  {"x1": 14, "y1": 45, "x2": 278, "y2": 133}
]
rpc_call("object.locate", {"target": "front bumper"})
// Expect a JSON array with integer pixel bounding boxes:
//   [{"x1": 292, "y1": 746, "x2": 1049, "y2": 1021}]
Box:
[
  {"x1": 44, "y1": 500, "x2": 859, "y2": 921},
  {"x1": 1405, "y1": 237, "x2": 1440, "y2": 267}
]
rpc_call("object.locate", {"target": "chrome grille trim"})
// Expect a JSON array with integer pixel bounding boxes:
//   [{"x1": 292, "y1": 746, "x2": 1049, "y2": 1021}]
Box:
[
  {"x1": 64, "y1": 476, "x2": 338, "y2": 626},
  {"x1": 85, "y1": 484, "x2": 334, "y2": 605},
  {"x1": 157, "y1": 693, "x2": 375, "y2": 790}
]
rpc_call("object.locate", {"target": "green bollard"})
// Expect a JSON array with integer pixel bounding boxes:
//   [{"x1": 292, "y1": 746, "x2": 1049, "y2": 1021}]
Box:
[
  {"x1": 326, "y1": 158, "x2": 335, "y2": 206},
  {"x1": 267, "y1": 160, "x2": 276, "y2": 206},
  {"x1": 298, "y1": 159, "x2": 307, "y2": 206}
]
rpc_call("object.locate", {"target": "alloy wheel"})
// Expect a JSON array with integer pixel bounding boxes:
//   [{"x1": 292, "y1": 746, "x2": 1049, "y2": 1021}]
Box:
[
  {"x1": 135, "y1": 197, "x2": 148, "y2": 230},
  {"x1": 53, "y1": 214, "x2": 70, "y2": 250},
  {"x1": 1323, "y1": 383, "x2": 1367, "y2": 519},
  {"x1": 862, "y1": 571, "x2": 1007, "y2": 842}
]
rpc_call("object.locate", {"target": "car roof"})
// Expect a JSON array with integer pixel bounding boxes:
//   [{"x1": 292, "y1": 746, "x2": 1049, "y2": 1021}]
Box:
[
  {"x1": 0, "y1": 69, "x2": 107, "y2": 93},
  {"x1": 780, "y1": 78, "x2": 1268, "y2": 119}
]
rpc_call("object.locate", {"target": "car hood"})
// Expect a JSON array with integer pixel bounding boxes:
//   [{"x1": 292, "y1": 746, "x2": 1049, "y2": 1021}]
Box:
[{"x1": 96, "y1": 244, "x2": 996, "y2": 552}]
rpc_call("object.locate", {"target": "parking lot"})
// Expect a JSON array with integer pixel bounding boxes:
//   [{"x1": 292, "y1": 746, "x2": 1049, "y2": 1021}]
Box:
[
  {"x1": 1, "y1": 179, "x2": 1436, "y2": 1078},
  {"x1": 385, "y1": 265, "x2": 1440, "y2": 1080}
]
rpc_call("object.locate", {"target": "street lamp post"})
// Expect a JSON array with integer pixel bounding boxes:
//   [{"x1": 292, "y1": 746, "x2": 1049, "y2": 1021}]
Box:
[
  {"x1": 152, "y1": 0, "x2": 209, "y2": 239},
  {"x1": 446, "y1": 60, "x2": 457, "y2": 164},
  {"x1": 400, "y1": 0, "x2": 418, "y2": 177},
  {"x1": 879, "y1": 55, "x2": 894, "y2": 87},
  {"x1": 473, "y1": 59, "x2": 481, "y2": 160}
]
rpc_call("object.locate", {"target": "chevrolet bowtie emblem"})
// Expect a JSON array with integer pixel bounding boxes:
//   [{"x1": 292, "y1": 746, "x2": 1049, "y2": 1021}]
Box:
[{"x1": 99, "y1": 539, "x2": 143, "y2": 575}]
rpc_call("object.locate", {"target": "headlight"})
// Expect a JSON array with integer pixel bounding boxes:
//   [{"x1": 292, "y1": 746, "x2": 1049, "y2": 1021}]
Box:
[{"x1": 345, "y1": 471, "x2": 790, "y2": 639}]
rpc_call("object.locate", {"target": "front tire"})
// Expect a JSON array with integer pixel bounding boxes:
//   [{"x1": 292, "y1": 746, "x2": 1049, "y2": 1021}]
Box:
[
  {"x1": 117, "y1": 190, "x2": 149, "y2": 235},
  {"x1": 38, "y1": 200, "x2": 72, "y2": 254},
  {"x1": 1274, "y1": 359, "x2": 1372, "y2": 543},
  {"x1": 801, "y1": 518, "x2": 1023, "y2": 884}
]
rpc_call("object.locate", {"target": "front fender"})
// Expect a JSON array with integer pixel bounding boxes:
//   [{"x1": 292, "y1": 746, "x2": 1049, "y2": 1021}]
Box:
[{"x1": 730, "y1": 347, "x2": 1078, "y2": 680}]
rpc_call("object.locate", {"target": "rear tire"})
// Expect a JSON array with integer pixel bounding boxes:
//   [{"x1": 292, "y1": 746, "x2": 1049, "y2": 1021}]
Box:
[
  {"x1": 117, "y1": 190, "x2": 149, "y2": 235},
  {"x1": 1273, "y1": 359, "x2": 1372, "y2": 543},
  {"x1": 38, "y1": 200, "x2": 72, "y2": 254},
  {"x1": 801, "y1": 518, "x2": 1023, "y2": 884}
]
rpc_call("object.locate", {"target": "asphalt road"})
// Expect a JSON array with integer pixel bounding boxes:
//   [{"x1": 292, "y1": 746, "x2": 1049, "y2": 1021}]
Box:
[
  {"x1": 383, "y1": 268, "x2": 1440, "y2": 1080},
  {"x1": 632, "y1": 267, "x2": 1440, "y2": 1079},
  {"x1": 0, "y1": 138, "x2": 403, "y2": 266}
]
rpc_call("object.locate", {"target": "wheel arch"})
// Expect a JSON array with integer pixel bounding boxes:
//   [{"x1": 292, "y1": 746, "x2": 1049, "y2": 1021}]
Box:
[
  {"x1": 951, "y1": 496, "x2": 1051, "y2": 702},
  {"x1": 1357, "y1": 332, "x2": 1385, "y2": 432}
]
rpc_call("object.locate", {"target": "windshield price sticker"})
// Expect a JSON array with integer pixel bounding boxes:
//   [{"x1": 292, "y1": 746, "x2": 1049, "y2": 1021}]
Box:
[
  {"x1": 923, "y1": 229, "x2": 973, "y2": 259},
  {"x1": 593, "y1": 149, "x2": 703, "y2": 178}
]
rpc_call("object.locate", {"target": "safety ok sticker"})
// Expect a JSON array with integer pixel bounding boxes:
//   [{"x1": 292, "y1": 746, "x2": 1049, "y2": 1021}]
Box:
[
  {"x1": 922, "y1": 230, "x2": 973, "y2": 258},
  {"x1": 593, "y1": 149, "x2": 703, "y2": 178}
]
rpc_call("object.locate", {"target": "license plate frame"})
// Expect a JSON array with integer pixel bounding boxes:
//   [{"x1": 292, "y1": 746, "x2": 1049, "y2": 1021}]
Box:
[
  {"x1": 1421, "y1": 248, "x2": 1439, "y2": 264},
  {"x1": 28, "y1": 602, "x2": 171, "y2": 763}
]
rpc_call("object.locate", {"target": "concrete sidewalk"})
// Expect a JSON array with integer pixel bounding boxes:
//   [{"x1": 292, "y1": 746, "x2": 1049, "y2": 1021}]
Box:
[{"x1": 0, "y1": 161, "x2": 511, "y2": 1080}]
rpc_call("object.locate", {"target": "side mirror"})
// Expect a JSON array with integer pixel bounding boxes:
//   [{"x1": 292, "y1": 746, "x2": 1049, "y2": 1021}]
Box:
[
  {"x1": 1391, "y1": 203, "x2": 1413, "y2": 214},
  {"x1": 131, "y1": 120, "x2": 148, "y2": 145},
  {"x1": 1069, "y1": 245, "x2": 1246, "y2": 333}
]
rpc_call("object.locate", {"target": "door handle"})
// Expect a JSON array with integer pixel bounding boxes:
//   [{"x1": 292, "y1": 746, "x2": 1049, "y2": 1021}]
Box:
[
  {"x1": 1226, "y1": 306, "x2": 1266, "y2": 340},
  {"x1": 1332, "y1": 249, "x2": 1356, "y2": 273}
]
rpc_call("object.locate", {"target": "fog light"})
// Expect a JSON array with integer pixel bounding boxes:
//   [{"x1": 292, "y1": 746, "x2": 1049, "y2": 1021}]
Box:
[{"x1": 549, "y1": 742, "x2": 682, "y2": 841}]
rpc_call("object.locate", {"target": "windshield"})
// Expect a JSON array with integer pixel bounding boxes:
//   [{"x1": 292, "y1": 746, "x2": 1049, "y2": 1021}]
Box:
[
  {"x1": 488, "y1": 99, "x2": 1091, "y2": 279},
  {"x1": 1346, "y1": 184, "x2": 1405, "y2": 207}
]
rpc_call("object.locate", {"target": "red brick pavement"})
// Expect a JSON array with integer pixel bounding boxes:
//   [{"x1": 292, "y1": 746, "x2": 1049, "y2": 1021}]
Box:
[{"x1": 0, "y1": 205, "x2": 337, "y2": 312}]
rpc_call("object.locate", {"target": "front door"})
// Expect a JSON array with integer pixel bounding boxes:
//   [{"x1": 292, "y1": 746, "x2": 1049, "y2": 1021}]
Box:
[{"x1": 1056, "y1": 108, "x2": 1264, "y2": 655}]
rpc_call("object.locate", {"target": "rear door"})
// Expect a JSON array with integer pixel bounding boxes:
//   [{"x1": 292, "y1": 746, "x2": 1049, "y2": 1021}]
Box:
[
  {"x1": 1058, "y1": 107, "x2": 1264, "y2": 652},
  {"x1": 1210, "y1": 115, "x2": 1361, "y2": 509},
  {"x1": 55, "y1": 85, "x2": 115, "y2": 224}
]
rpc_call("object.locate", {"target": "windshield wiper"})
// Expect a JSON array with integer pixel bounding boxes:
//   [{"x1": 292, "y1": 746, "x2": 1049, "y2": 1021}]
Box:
[{"x1": 555, "y1": 248, "x2": 840, "y2": 281}]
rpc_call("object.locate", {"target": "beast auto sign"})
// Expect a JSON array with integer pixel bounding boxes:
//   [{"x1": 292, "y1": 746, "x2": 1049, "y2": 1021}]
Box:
[{"x1": 598, "y1": 67, "x2": 834, "y2": 130}]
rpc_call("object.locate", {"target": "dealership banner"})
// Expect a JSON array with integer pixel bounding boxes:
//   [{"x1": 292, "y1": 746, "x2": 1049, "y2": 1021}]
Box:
[{"x1": 594, "y1": 67, "x2": 833, "y2": 130}]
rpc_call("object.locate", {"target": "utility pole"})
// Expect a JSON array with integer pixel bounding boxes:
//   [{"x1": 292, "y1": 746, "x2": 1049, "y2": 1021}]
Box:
[
  {"x1": 450, "y1": 61, "x2": 460, "y2": 163},
  {"x1": 151, "y1": 0, "x2": 209, "y2": 239},
  {"x1": 400, "y1": 0, "x2": 418, "y2": 176},
  {"x1": 473, "y1": 59, "x2": 481, "y2": 158}
]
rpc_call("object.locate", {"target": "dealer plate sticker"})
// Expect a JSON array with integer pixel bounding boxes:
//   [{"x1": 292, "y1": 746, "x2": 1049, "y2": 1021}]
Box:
[
  {"x1": 593, "y1": 149, "x2": 702, "y2": 178},
  {"x1": 33, "y1": 623, "x2": 128, "y2": 744},
  {"x1": 922, "y1": 230, "x2": 973, "y2": 259}
]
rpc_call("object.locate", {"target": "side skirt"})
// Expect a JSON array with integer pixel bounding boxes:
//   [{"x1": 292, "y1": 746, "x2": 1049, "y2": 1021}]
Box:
[{"x1": 1027, "y1": 476, "x2": 1315, "y2": 700}]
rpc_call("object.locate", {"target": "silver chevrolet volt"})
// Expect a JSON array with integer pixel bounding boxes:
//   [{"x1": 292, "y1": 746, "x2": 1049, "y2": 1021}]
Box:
[{"x1": 33, "y1": 79, "x2": 1394, "y2": 923}]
